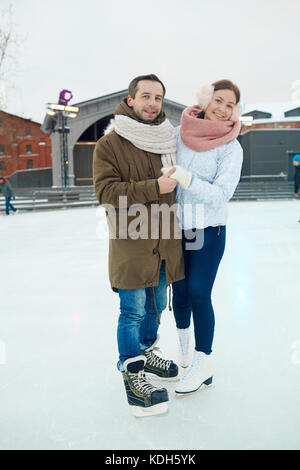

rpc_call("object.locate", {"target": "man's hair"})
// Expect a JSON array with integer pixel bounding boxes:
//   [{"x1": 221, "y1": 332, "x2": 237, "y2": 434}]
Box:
[{"x1": 128, "y1": 74, "x2": 166, "y2": 99}]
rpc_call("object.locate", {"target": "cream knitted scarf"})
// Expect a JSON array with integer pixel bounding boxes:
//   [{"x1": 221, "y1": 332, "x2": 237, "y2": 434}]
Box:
[{"x1": 108, "y1": 114, "x2": 177, "y2": 167}]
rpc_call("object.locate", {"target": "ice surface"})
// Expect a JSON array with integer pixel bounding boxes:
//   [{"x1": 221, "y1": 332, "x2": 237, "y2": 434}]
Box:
[{"x1": 0, "y1": 200, "x2": 300, "y2": 450}]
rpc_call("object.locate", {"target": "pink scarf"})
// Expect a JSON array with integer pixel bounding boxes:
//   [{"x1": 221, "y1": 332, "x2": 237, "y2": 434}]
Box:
[{"x1": 180, "y1": 105, "x2": 241, "y2": 152}]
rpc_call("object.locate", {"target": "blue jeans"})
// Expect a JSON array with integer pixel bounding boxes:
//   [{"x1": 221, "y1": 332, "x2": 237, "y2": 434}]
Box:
[
  {"x1": 5, "y1": 197, "x2": 17, "y2": 215},
  {"x1": 172, "y1": 226, "x2": 226, "y2": 355},
  {"x1": 117, "y1": 262, "x2": 167, "y2": 370}
]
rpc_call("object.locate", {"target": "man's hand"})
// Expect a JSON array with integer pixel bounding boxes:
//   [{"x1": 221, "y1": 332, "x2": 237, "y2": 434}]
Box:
[{"x1": 157, "y1": 167, "x2": 178, "y2": 194}]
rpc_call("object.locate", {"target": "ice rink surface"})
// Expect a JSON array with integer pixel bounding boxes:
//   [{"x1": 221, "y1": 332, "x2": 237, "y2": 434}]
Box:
[{"x1": 0, "y1": 200, "x2": 300, "y2": 450}]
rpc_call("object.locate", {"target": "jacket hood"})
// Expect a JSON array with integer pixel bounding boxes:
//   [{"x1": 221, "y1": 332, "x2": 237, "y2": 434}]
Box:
[{"x1": 114, "y1": 98, "x2": 166, "y2": 126}]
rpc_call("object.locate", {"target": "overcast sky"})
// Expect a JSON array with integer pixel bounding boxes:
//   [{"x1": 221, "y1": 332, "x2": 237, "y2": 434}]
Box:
[{"x1": 1, "y1": 0, "x2": 300, "y2": 123}]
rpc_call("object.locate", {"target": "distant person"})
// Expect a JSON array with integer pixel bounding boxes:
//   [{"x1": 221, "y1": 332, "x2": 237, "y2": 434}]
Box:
[
  {"x1": 293, "y1": 154, "x2": 300, "y2": 197},
  {"x1": 0, "y1": 177, "x2": 17, "y2": 215}
]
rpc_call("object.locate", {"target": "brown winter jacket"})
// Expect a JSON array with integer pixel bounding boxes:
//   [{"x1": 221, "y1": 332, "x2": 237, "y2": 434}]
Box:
[{"x1": 93, "y1": 99, "x2": 184, "y2": 290}]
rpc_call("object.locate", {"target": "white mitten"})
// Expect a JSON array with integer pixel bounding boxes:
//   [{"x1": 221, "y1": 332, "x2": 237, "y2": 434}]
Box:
[{"x1": 161, "y1": 165, "x2": 192, "y2": 189}]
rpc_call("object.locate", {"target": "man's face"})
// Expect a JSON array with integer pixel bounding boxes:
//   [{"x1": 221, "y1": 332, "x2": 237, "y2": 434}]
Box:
[{"x1": 127, "y1": 80, "x2": 164, "y2": 122}]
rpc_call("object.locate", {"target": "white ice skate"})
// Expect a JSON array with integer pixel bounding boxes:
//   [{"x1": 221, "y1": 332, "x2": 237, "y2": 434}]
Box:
[
  {"x1": 177, "y1": 326, "x2": 193, "y2": 368},
  {"x1": 175, "y1": 350, "x2": 213, "y2": 395}
]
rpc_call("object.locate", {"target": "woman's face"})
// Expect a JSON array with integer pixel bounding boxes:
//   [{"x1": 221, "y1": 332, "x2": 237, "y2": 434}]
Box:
[{"x1": 204, "y1": 89, "x2": 237, "y2": 121}]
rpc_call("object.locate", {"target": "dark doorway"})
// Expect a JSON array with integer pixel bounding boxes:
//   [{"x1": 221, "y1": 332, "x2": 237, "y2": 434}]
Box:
[
  {"x1": 74, "y1": 115, "x2": 113, "y2": 186},
  {"x1": 77, "y1": 115, "x2": 113, "y2": 142}
]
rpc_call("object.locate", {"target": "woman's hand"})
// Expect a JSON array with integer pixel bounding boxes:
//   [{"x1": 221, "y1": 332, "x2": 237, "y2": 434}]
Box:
[{"x1": 161, "y1": 165, "x2": 192, "y2": 190}]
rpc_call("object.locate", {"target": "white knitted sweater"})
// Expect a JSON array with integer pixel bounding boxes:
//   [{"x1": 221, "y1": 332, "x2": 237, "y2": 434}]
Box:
[{"x1": 175, "y1": 126, "x2": 243, "y2": 229}]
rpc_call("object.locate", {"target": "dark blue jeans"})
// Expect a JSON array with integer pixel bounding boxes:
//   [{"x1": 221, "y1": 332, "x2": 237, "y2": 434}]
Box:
[
  {"x1": 172, "y1": 226, "x2": 226, "y2": 355},
  {"x1": 117, "y1": 262, "x2": 167, "y2": 370},
  {"x1": 5, "y1": 197, "x2": 17, "y2": 215}
]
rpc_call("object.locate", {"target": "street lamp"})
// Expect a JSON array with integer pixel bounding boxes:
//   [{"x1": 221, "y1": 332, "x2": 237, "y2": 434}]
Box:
[
  {"x1": 47, "y1": 89, "x2": 79, "y2": 188},
  {"x1": 59, "y1": 89, "x2": 73, "y2": 105}
]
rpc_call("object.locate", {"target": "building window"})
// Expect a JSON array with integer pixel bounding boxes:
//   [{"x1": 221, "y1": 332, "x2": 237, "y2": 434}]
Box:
[
  {"x1": 0, "y1": 161, "x2": 6, "y2": 171},
  {"x1": 27, "y1": 160, "x2": 33, "y2": 169},
  {"x1": 0, "y1": 143, "x2": 4, "y2": 153},
  {"x1": 26, "y1": 144, "x2": 32, "y2": 153},
  {"x1": 25, "y1": 127, "x2": 31, "y2": 136},
  {"x1": 0, "y1": 119, "x2": 2, "y2": 128}
]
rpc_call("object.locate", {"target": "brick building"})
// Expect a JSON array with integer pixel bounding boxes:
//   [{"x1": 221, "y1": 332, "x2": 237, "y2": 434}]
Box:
[
  {"x1": 0, "y1": 110, "x2": 52, "y2": 178},
  {"x1": 238, "y1": 101, "x2": 300, "y2": 181},
  {"x1": 240, "y1": 101, "x2": 300, "y2": 134}
]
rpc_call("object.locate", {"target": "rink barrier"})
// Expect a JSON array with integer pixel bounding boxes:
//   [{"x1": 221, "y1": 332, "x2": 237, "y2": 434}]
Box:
[
  {"x1": 0, "y1": 187, "x2": 98, "y2": 212},
  {"x1": 231, "y1": 180, "x2": 295, "y2": 200},
  {"x1": 0, "y1": 181, "x2": 296, "y2": 212}
]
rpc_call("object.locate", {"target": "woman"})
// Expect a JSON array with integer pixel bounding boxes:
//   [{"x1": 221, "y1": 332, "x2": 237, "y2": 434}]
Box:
[{"x1": 166, "y1": 80, "x2": 243, "y2": 395}]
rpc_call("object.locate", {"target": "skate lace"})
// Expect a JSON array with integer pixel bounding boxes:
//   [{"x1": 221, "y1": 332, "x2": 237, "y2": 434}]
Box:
[
  {"x1": 181, "y1": 355, "x2": 204, "y2": 382},
  {"x1": 145, "y1": 347, "x2": 172, "y2": 370},
  {"x1": 181, "y1": 364, "x2": 196, "y2": 382},
  {"x1": 130, "y1": 370, "x2": 158, "y2": 396}
]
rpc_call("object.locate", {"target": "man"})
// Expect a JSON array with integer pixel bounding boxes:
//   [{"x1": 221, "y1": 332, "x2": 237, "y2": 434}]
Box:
[
  {"x1": 0, "y1": 177, "x2": 17, "y2": 215},
  {"x1": 93, "y1": 74, "x2": 185, "y2": 417}
]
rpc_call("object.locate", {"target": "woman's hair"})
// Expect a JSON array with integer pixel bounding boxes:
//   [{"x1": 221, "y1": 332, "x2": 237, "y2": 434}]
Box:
[{"x1": 212, "y1": 79, "x2": 240, "y2": 104}]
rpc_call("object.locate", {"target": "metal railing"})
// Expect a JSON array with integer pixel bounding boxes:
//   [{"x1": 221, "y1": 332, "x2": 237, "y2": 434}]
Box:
[
  {"x1": 0, "y1": 180, "x2": 297, "y2": 211},
  {"x1": 0, "y1": 187, "x2": 99, "y2": 212},
  {"x1": 232, "y1": 180, "x2": 295, "y2": 200},
  {"x1": 240, "y1": 173, "x2": 288, "y2": 181}
]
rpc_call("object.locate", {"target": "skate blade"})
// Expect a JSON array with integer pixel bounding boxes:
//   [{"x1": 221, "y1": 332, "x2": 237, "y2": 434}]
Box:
[
  {"x1": 175, "y1": 377, "x2": 213, "y2": 398},
  {"x1": 145, "y1": 372, "x2": 180, "y2": 382},
  {"x1": 131, "y1": 402, "x2": 168, "y2": 418}
]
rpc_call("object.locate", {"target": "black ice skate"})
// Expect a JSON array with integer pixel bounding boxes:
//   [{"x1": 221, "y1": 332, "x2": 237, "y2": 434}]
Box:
[
  {"x1": 142, "y1": 336, "x2": 179, "y2": 381},
  {"x1": 122, "y1": 355, "x2": 169, "y2": 417}
]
